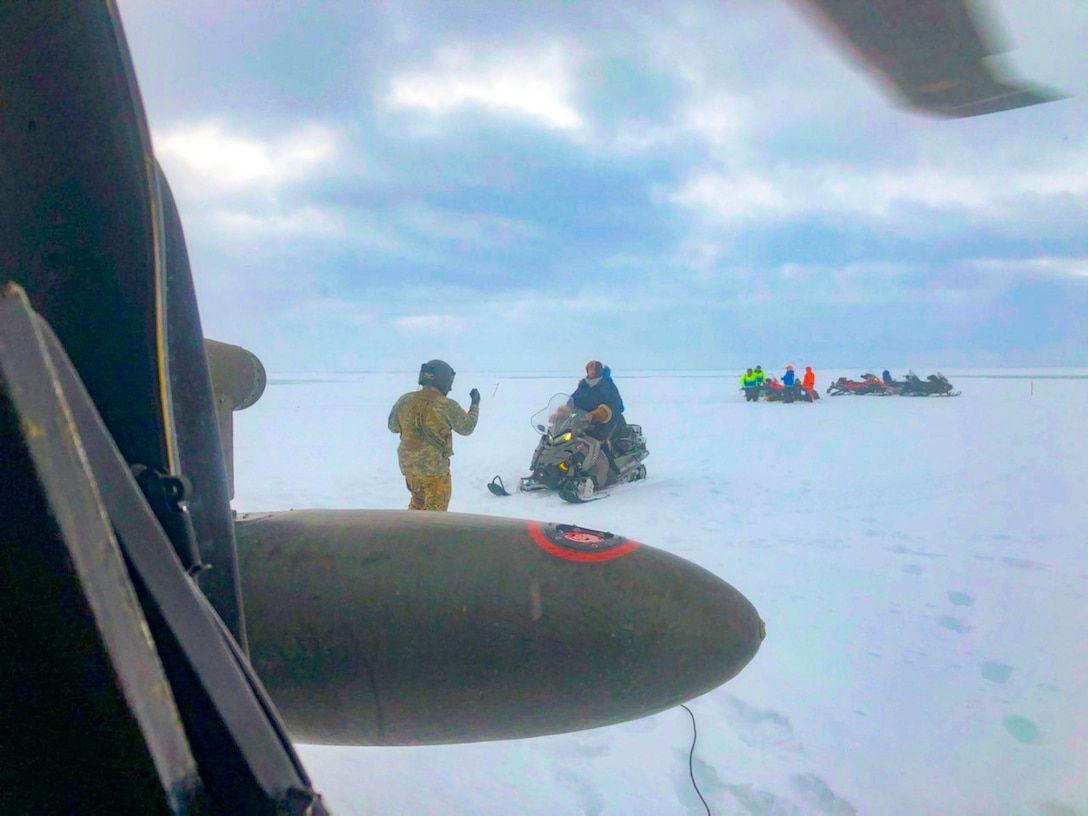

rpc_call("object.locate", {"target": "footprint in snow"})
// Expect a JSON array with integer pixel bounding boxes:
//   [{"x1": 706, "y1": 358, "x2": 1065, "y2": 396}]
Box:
[
  {"x1": 979, "y1": 661, "x2": 1013, "y2": 684},
  {"x1": 717, "y1": 693, "x2": 803, "y2": 754},
  {"x1": 1030, "y1": 803, "x2": 1081, "y2": 816},
  {"x1": 790, "y1": 774, "x2": 858, "y2": 815},
  {"x1": 937, "y1": 615, "x2": 971, "y2": 633},
  {"x1": 671, "y1": 749, "x2": 727, "y2": 809},
  {"x1": 1002, "y1": 556, "x2": 1047, "y2": 571},
  {"x1": 888, "y1": 544, "x2": 944, "y2": 558},
  {"x1": 722, "y1": 782, "x2": 800, "y2": 815},
  {"x1": 1003, "y1": 715, "x2": 1044, "y2": 745},
  {"x1": 551, "y1": 766, "x2": 605, "y2": 816}
]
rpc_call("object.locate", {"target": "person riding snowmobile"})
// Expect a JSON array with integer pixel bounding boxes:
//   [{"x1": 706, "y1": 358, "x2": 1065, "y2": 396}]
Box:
[
  {"x1": 882, "y1": 369, "x2": 907, "y2": 387},
  {"x1": 571, "y1": 360, "x2": 625, "y2": 442},
  {"x1": 516, "y1": 391, "x2": 649, "y2": 501}
]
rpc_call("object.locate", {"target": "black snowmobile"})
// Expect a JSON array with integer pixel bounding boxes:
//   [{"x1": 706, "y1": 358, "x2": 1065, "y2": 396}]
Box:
[
  {"x1": 900, "y1": 370, "x2": 961, "y2": 397},
  {"x1": 517, "y1": 394, "x2": 649, "y2": 503}
]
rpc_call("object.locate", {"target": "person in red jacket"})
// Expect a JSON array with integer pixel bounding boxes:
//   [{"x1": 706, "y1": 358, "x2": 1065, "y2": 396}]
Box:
[{"x1": 802, "y1": 366, "x2": 817, "y2": 402}]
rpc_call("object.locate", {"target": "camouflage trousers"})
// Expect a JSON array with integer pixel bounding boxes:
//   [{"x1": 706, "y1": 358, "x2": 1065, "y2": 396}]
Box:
[{"x1": 405, "y1": 472, "x2": 452, "y2": 511}]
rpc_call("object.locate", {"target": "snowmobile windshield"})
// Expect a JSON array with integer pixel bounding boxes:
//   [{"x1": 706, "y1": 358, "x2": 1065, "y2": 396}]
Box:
[{"x1": 530, "y1": 393, "x2": 594, "y2": 438}]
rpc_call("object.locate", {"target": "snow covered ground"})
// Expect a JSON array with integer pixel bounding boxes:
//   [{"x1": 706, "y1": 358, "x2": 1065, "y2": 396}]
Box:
[{"x1": 233, "y1": 369, "x2": 1088, "y2": 816}]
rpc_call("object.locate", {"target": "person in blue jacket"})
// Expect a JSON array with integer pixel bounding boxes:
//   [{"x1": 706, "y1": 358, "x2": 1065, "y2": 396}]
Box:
[
  {"x1": 780, "y1": 365, "x2": 797, "y2": 402},
  {"x1": 571, "y1": 360, "x2": 625, "y2": 441}
]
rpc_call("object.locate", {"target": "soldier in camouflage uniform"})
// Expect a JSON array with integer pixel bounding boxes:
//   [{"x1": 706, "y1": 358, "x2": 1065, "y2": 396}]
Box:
[{"x1": 388, "y1": 359, "x2": 480, "y2": 511}]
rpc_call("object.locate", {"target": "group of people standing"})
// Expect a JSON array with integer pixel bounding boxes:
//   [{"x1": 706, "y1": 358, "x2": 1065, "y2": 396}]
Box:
[
  {"x1": 741, "y1": 364, "x2": 818, "y2": 403},
  {"x1": 387, "y1": 358, "x2": 624, "y2": 512}
]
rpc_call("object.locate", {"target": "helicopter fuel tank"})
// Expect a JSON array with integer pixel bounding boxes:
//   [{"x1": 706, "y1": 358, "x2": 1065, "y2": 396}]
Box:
[{"x1": 234, "y1": 509, "x2": 765, "y2": 745}]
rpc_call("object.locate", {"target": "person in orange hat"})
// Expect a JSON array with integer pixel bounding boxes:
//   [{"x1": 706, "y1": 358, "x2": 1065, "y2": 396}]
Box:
[
  {"x1": 782, "y1": 365, "x2": 796, "y2": 387},
  {"x1": 802, "y1": 365, "x2": 817, "y2": 402}
]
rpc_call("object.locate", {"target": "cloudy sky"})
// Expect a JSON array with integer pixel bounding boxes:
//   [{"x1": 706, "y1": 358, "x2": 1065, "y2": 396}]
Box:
[{"x1": 119, "y1": 1, "x2": 1087, "y2": 373}]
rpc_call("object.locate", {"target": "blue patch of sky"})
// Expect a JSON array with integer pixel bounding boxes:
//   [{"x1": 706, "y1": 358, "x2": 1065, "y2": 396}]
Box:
[
  {"x1": 734, "y1": 218, "x2": 1083, "y2": 270},
  {"x1": 397, "y1": 1, "x2": 646, "y2": 44},
  {"x1": 730, "y1": 304, "x2": 967, "y2": 367},
  {"x1": 980, "y1": 282, "x2": 1088, "y2": 348},
  {"x1": 752, "y1": 112, "x2": 932, "y2": 166},
  {"x1": 578, "y1": 55, "x2": 683, "y2": 126},
  {"x1": 124, "y1": 6, "x2": 362, "y2": 121},
  {"x1": 298, "y1": 128, "x2": 681, "y2": 248}
]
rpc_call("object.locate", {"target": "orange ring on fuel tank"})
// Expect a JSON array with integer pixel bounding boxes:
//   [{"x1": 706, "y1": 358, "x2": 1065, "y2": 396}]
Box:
[{"x1": 527, "y1": 520, "x2": 640, "y2": 562}]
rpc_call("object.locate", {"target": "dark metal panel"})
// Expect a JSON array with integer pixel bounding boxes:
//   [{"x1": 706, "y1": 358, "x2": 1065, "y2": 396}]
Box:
[
  {"x1": 204, "y1": 338, "x2": 268, "y2": 501},
  {"x1": 0, "y1": 2, "x2": 174, "y2": 470},
  {"x1": 34, "y1": 306, "x2": 327, "y2": 814},
  {"x1": 0, "y1": 284, "x2": 203, "y2": 814},
  {"x1": 790, "y1": 0, "x2": 1065, "y2": 116},
  {"x1": 159, "y1": 163, "x2": 248, "y2": 651},
  {"x1": 205, "y1": 339, "x2": 268, "y2": 413}
]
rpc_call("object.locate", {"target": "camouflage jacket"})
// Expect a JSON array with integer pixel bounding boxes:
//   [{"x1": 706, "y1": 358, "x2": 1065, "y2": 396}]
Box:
[{"x1": 388, "y1": 387, "x2": 479, "y2": 476}]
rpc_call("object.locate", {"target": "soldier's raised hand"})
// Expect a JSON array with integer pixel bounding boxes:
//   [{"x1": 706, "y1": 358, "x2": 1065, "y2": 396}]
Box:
[{"x1": 469, "y1": 388, "x2": 481, "y2": 405}]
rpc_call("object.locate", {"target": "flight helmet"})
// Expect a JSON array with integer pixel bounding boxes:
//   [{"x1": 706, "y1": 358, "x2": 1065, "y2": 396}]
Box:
[{"x1": 419, "y1": 359, "x2": 456, "y2": 395}]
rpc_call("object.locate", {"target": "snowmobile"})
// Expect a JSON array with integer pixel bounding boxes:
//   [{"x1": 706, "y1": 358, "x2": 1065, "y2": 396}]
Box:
[
  {"x1": 826, "y1": 374, "x2": 889, "y2": 396},
  {"x1": 900, "y1": 370, "x2": 961, "y2": 397},
  {"x1": 762, "y1": 378, "x2": 820, "y2": 403},
  {"x1": 517, "y1": 394, "x2": 649, "y2": 502}
]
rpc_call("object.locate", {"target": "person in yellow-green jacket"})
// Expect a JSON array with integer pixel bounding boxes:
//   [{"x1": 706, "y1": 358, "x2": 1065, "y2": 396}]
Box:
[
  {"x1": 388, "y1": 359, "x2": 480, "y2": 511},
  {"x1": 740, "y1": 368, "x2": 761, "y2": 402}
]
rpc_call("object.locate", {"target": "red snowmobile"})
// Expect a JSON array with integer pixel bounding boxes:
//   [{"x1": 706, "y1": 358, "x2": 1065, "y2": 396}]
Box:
[{"x1": 826, "y1": 374, "x2": 889, "y2": 396}]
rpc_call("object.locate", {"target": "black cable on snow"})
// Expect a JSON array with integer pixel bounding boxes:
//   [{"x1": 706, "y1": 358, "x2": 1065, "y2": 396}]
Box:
[{"x1": 680, "y1": 704, "x2": 710, "y2": 816}]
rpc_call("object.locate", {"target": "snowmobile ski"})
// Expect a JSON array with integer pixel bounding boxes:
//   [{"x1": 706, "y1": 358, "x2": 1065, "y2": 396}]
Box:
[
  {"x1": 559, "y1": 478, "x2": 610, "y2": 504},
  {"x1": 518, "y1": 476, "x2": 551, "y2": 492},
  {"x1": 487, "y1": 475, "x2": 511, "y2": 497}
]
